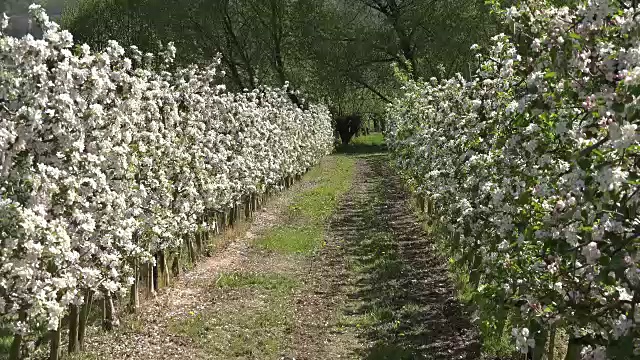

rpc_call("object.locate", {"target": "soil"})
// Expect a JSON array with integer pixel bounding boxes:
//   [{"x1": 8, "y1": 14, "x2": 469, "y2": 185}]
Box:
[{"x1": 79, "y1": 153, "x2": 480, "y2": 360}]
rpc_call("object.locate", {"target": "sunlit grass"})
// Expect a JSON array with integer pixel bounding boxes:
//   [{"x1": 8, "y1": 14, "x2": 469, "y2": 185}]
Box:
[
  {"x1": 351, "y1": 132, "x2": 385, "y2": 147},
  {"x1": 256, "y1": 225, "x2": 324, "y2": 254},
  {"x1": 257, "y1": 154, "x2": 355, "y2": 255}
]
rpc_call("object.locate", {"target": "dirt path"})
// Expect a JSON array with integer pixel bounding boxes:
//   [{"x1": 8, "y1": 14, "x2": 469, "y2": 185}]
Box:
[
  {"x1": 319, "y1": 153, "x2": 481, "y2": 359},
  {"x1": 78, "y1": 153, "x2": 479, "y2": 360}
]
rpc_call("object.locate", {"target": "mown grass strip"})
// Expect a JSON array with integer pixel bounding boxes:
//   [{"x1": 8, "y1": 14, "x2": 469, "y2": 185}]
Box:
[
  {"x1": 168, "y1": 271, "x2": 299, "y2": 359},
  {"x1": 257, "y1": 225, "x2": 323, "y2": 255},
  {"x1": 350, "y1": 132, "x2": 385, "y2": 147},
  {"x1": 168, "y1": 296, "x2": 293, "y2": 360},
  {"x1": 256, "y1": 154, "x2": 355, "y2": 255}
]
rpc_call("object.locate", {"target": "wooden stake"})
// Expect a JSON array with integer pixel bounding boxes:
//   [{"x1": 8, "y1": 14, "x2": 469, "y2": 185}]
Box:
[{"x1": 129, "y1": 260, "x2": 139, "y2": 313}]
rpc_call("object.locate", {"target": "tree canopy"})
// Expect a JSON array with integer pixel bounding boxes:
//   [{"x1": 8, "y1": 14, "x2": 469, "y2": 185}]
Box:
[{"x1": 55, "y1": 0, "x2": 495, "y2": 117}]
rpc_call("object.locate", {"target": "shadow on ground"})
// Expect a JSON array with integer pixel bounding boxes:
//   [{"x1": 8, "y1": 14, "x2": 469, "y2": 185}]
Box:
[
  {"x1": 328, "y1": 153, "x2": 480, "y2": 360},
  {"x1": 335, "y1": 143, "x2": 387, "y2": 155}
]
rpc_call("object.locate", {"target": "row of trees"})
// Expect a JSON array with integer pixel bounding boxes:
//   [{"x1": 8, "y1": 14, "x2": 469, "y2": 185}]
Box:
[
  {"x1": 387, "y1": 0, "x2": 640, "y2": 358},
  {"x1": 0, "y1": 5, "x2": 334, "y2": 359}
]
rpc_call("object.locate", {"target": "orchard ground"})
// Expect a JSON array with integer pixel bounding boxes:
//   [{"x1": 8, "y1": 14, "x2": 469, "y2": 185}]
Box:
[{"x1": 38, "y1": 134, "x2": 494, "y2": 360}]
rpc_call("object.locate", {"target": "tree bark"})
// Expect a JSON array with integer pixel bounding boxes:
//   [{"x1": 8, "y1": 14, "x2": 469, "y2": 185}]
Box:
[
  {"x1": 159, "y1": 251, "x2": 170, "y2": 287},
  {"x1": 181, "y1": 233, "x2": 194, "y2": 266},
  {"x1": 49, "y1": 324, "x2": 61, "y2": 360},
  {"x1": 78, "y1": 291, "x2": 93, "y2": 350},
  {"x1": 129, "y1": 260, "x2": 139, "y2": 313},
  {"x1": 469, "y1": 252, "x2": 483, "y2": 289},
  {"x1": 172, "y1": 253, "x2": 181, "y2": 277},
  {"x1": 547, "y1": 326, "x2": 556, "y2": 360},
  {"x1": 145, "y1": 262, "x2": 155, "y2": 298},
  {"x1": 68, "y1": 304, "x2": 80, "y2": 353},
  {"x1": 9, "y1": 311, "x2": 26, "y2": 360},
  {"x1": 564, "y1": 337, "x2": 581, "y2": 360},
  {"x1": 529, "y1": 321, "x2": 547, "y2": 360},
  {"x1": 102, "y1": 293, "x2": 117, "y2": 331},
  {"x1": 244, "y1": 197, "x2": 251, "y2": 220}
]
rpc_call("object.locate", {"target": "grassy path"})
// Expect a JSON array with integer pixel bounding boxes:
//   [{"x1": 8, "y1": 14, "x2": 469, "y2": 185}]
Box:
[
  {"x1": 75, "y1": 138, "x2": 479, "y2": 360},
  {"x1": 325, "y1": 153, "x2": 480, "y2": 359}
]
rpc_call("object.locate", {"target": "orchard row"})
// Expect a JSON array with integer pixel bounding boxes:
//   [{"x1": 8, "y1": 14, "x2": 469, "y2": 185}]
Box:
[
  {"x1": 0, "y1": 6, "x2": 334, "y2": 359},
  {"x1": 387, "y1": 1, "x2": 640, "y2": 358}
]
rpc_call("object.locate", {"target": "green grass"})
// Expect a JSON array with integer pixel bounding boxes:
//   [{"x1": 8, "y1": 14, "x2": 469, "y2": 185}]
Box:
[
  {"x1": 337, "y1": 132, "x2": 387, "y2": 154},
  {"x1": 257, "y1": 155, "x2": 355, "y2": 255},
  {"x1": 168, "y1": 291, "x2": 293, "y2": 359},
  {"x1": 337, "y1": 306, "x2": 394, "y2": 329},
  {"x1": 289, "y1": 155, "x2": 355, "y2": 220},
  {"x1": 0, "y1": 333, "x2": 11, "y2": 360},
  {"x1": 167, "y1": 154, "x2": 357, "y2": 359},
  {"x1": 256, "y1": 225, "x2": 324, "y2": 254},
  {"x1": 215, "y1": 272, "x2": 299, "y2": 292},
  {"x1": 351, "y1": 132, "x2": 385, "y2": 147},
  {"x1": 169, "y1": 271, "x2": 298, "y2": 359}
]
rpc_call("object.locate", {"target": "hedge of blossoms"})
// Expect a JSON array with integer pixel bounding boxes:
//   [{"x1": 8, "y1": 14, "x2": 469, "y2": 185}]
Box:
[
  {"x1": 387, "y1": 0, "x2": 639, "y2": 358},
  {"x1": 0, "y1": 4, "x2": 333, "y2": 353}
]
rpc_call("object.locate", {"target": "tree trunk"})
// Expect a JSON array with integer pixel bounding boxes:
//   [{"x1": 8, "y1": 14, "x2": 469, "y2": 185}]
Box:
[
  {"x1": 9, "y1": 312, "x2": 26, "y2": 360},
  {"x1": 49, "y1": 324, "x2": 61, "y2": 360},
  {"x1": 245, "y1": 197, "x2": 251, "y2": 220},
  {"x1": 153, "y1": 253, "x2": 161, "y2": 291},
  {"x1": 547, "y1": 326, "x2": 556, "y2": 360},
  {"x1": 172, "y1": 253, "x2": 180, "y2": 277},
  {"x1": 469, "y1": 252, "x2": 483, "y2": 289},
  {"x1": 145, "y1": 262, "x2": 155, "y2": 298},
  {"x1": 129, "y1": 261, "x2": 139, "y2": 313},
  {"x1": 564, "y1": 337, "x2": 581, "y2": 360},
  {"x1": 186, "y1": 234, "x2": 196, "y2": 264},
  {"x1": 215, "y1": 213, "x2": 221, "y2": 235},
  {"x1": 529, "y1": 321, "x2": 547, "y2": 360},
  {"x1": 417, "y1": 195, "x2": 425, "y2": 213},
  {"x1": 102, "y1": 293, "x2": 116, "y2": 331},
  {"x1": 78, "y1": 291, "x2": 93, "y2": 350},
  {"x1": 158, "y1": 251, "x2": 169, "y2": 287},
  {"x1": 68, "y1": 304, "x2": 80, "y2": 353}
]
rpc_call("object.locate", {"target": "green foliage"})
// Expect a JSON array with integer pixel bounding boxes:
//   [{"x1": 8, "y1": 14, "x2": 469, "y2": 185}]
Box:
[
  {"x1": 0, "y1": 333, "x2": 11, "y2": 360},
  {"x1": 61, "y1": 0, "x2": 160, "y2": 53}
]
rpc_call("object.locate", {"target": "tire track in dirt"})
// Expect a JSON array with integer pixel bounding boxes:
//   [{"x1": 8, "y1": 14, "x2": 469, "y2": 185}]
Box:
[{"x1": 302, "y1": 152, "x2": 480, "y2": 359}]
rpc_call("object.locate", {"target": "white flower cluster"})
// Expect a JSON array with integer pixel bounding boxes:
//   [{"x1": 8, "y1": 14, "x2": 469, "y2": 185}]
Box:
[
  {"x1": 0, "y1": 5, "x2": 333, "y2": 341},
  {"x1": 388, "y1": 0, "x2": 639, "y2": 356}
]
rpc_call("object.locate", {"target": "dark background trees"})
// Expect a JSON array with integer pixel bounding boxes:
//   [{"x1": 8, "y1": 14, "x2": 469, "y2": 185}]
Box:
[{"x1": 3, "y1": 0, "x2": 496, "y2": 143}]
